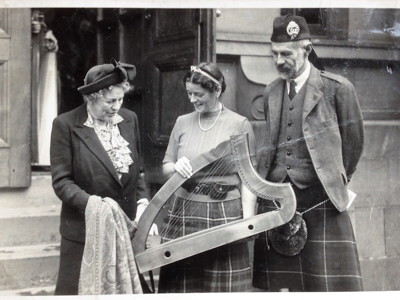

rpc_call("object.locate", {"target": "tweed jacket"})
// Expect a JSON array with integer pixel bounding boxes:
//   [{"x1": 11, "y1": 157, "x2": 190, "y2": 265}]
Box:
[
  {"x1": 50, "y1": 104, "x2": 149, "y2": 242},
  {"x1": 257, "y1": 64, "x2": 364, "y2": 212}
]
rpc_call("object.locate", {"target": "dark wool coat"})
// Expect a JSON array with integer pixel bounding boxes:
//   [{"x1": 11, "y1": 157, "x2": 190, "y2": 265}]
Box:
[{"x1": 50, "y1": 104, "x2": 149, "y2": 243}]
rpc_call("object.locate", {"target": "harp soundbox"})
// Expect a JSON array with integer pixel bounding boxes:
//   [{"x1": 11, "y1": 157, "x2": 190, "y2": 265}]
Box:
[{"x1": 133, "y1": 133, "x2": 296, "y2": 273}]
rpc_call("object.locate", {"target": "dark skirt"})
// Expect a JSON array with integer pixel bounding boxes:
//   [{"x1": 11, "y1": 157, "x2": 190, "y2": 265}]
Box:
[
  {"x1": 158, "y1": 193, "x2": 252, "y2": 293},
  {"x1": 253, "y1": 183, "x2": 363, "y2": 292},
  {"x1": 55, "y1": 237, "x2": 84, "y2": 295}
]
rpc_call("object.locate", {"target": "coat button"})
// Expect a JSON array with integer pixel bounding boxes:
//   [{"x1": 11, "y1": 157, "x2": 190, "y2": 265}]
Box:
[
  {"x1": 287, "y1": 136, "x2": 291, "y2": 141},
  {"x1": 286, "y1": 166, "x2": 291, "y2": 170},
  {"x1": 288, "y1": 121, "x2": 292, "y2": 126},
  {"x1": 287, "y1": 151, "x2": 291, "y2": 156},
  {"x1": 289, "y1": 106, "x2": 294, "y2": 110}
]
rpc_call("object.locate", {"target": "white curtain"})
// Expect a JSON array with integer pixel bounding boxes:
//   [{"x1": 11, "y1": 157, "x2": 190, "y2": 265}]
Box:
[{"x1": 37, "y1": 30, "x2": 58, "y2": 165}]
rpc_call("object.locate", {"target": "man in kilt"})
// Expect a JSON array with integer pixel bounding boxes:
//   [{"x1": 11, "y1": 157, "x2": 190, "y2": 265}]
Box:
[{"x1": 253, "y1": 15, "x2": 364, "y2": 291}]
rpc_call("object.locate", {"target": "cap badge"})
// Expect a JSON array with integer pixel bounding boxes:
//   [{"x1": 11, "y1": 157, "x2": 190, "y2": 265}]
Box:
[{"x1": 286, "y1": 21, "x2": 300, "y2": 40}]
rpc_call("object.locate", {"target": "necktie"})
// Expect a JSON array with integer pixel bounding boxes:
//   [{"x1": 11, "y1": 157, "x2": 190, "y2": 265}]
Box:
[{"x1": 289, "y1": 80, "x2": 297, "y2": 100}]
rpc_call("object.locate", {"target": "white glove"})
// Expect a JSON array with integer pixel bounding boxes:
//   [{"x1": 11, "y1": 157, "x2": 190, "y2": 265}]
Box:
[
  {"x1": 88, "y1": 195, "x2": 102, "y2": 203},
  {"x1": 135, "y1": 198, "x2": 159, "y2": 236}
]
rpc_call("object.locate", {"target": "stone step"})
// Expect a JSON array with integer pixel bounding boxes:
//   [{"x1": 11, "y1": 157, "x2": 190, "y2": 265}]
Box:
[
  {"x1": 0, "y1": 285, "x2": 55, "y2": 296},
  {"x1": 0, "y1": 205, "x2": 61, "y2": 247},
  {"x1": 0, "y1": 243, "x2": 59, "y2": 291},
  {"x1": 0, "y1": 174, "x2": 59, "y2": 208},
  {"x1": 0, "y1": 242, "x2": 159, "y2": 293}
]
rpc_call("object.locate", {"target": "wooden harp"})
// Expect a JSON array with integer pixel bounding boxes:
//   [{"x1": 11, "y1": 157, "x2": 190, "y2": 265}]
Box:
[{"x1": 133, "y1": 133, "x2": 296, "y2": 273}]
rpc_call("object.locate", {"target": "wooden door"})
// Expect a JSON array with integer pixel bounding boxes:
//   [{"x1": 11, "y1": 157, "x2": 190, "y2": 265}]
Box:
[
  {"x1": 0, "y1": 9, "x2": 31, "y2": 187},
  {"x1": 141, "y1": 9, "x2": 216, "y2": 188},
  {"x1": 104, "y1": 9, "x2": 216, "y2": 190}
]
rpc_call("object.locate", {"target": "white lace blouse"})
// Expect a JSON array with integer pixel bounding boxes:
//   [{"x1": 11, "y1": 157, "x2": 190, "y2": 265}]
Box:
[{"x1": 84, "y1": 110, "x2": 133, "y2": 179}]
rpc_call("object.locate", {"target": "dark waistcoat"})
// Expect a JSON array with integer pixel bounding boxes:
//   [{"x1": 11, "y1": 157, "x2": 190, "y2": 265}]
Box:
[{"x1": 267, "y1": 83, "x2": 319, "y2": 188}]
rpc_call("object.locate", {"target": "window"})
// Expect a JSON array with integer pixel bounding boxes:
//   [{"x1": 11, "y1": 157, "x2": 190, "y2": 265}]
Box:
[{"x1": 281, "y1": 8, "x2": 349, "y2": 40}]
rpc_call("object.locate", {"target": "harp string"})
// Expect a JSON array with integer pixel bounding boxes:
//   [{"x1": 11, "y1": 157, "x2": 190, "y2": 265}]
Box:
[
  {"x1": 161, "y1": 158, "x2": 234, "y2": 240},
  {"x1": 159, "y1": 160, "x2": 229, "y2": 240},
  {"x1": 159, "y1": 158, "x2": 228, "y2": 239},
  {"x1": 159, "y1": 144, "x2": 235, "y2": 241}
]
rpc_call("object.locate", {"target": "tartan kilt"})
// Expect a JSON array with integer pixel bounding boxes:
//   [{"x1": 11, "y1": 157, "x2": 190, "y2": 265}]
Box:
[
  {"x1": 253, "y1": 184, "x2": 363, "y2": 292},
  {"x1": 158, "y1": 193, "x2": 252, "y2": 293}
]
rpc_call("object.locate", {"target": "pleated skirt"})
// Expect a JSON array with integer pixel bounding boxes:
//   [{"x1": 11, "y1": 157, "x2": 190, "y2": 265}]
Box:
[{"x1": 158, "y1": 193, "x2": 252, "y2": 293}]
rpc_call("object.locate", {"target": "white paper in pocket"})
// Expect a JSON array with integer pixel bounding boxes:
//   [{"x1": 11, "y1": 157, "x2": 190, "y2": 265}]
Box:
[{"x1": 347, "y1": 189, "x2": 357, "y2": 210}]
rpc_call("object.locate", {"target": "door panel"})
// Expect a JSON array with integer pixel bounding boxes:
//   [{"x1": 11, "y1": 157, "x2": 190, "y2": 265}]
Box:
[
  {"x1": 149, "y1": 9, "x2": 199, "y2": 147},
  {"x1": 0, "y1": 8, "x2": 31, "y2": 187}
]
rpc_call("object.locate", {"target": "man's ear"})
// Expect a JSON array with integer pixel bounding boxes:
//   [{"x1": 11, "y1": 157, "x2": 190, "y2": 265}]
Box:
[{"x1": 305, "y1": 44, "x2": 313, "y2": 55}]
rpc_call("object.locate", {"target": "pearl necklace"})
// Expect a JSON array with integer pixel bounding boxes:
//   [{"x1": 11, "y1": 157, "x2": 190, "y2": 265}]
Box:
[{"x1": 198, "y1": 104, "x2": 223, "y2": 132}]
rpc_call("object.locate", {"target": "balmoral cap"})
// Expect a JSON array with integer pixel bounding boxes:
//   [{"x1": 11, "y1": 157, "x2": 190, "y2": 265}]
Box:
[
  {"x1": 77, "y1": 58, "x2": 136, "y2": 95},
  {"x1": 271, "y1": 15, "x2": 311, "y2": 42}
]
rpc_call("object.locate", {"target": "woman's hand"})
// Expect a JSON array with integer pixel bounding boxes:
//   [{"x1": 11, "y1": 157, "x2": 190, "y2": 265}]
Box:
[{"x1": 174, "y1": 157, "x2": 193, "y2": 178}]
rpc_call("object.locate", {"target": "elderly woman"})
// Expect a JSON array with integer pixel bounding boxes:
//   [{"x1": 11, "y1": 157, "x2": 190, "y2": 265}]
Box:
[
  {"x1": 157, "y1": 62, "x2": 257, "y2": 293},
  {"x1": 50, "y1": 59, "x2": 154, "y2": 295}
]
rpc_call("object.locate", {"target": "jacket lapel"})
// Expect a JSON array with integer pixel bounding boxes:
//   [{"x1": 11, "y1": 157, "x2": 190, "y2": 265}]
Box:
[
  {"x1": 268, "y1": 80, "x2": 285, "y2": 148},
  {"x1": 302, "y1": 64, "x2": 324, "y2": 122},
  {"x1": 73, "y1": 105, "x2": 122, "y2": 186}
]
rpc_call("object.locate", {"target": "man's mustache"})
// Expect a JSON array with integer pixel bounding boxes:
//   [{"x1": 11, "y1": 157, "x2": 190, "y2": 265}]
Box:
[{"x1": 276, "y1": 65, "x2": 291, "y2": 73}]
